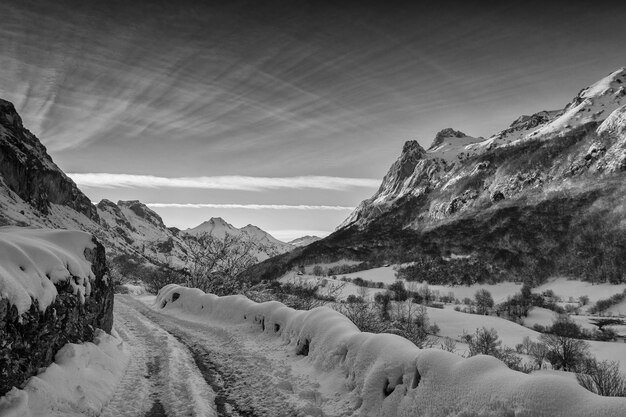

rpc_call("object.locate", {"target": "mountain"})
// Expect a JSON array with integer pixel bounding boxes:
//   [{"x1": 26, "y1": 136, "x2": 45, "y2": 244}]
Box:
[
  {"x1": 0, "y1": 99, "x2": 104, "y2": 234},
  {"x1": 0, "y1": 99, "x2": 293, "y2": 267},
  {"x1": 244, "y1": 68, "x2": 626, "y2": 285},
  {"x1": 288, "y1": 235, "x2": 322, "y2": 247},
  {"x1": 185, "y1": 217, "x2": 294, "y2": 260}
]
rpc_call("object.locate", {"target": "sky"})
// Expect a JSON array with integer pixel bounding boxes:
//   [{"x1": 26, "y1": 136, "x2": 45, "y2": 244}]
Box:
[{"x1": 1, "y1": 0, "x2": 625, "y2": 241}]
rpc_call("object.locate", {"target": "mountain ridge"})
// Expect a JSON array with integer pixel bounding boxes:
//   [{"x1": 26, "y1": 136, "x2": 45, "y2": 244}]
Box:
[{"x1": 243, "y1": 68, "x2": 626, "y2": 286}]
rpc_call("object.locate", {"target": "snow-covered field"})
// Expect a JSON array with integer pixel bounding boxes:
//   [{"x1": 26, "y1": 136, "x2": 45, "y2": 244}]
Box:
[
  {"x1": 427, "y1": 306, "x2": 626, "y2": 368},
  {"x1": 535, "y1": 277, "x2": 626, "y2": 307},
  {"x1": 291, "y1": 263, "x2": 626, "y2": 312}
]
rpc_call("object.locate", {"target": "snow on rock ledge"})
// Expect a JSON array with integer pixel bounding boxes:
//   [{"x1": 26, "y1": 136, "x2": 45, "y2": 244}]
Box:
[
  {"x1": 0, "y1": 227, "x2": 97, "y2": 314},
  {"x1": 156, "y1": 284, "x2": 626, "y2": 417},
  {"x1": 0, "y1": 227, "x2": 113, "y2": 396},
  {"x1": 0, "y1": 330, "x2": 129, "y2": 417}
]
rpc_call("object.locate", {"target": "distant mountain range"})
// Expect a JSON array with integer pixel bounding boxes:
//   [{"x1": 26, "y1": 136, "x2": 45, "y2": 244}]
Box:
[
  {"x1": 0, "y1": 103, "x2": 295, "y2": 267},
  {"x1": 245, "y1": 68, "x2": 626, "y2": 285},
  {"x1": 288, "y1": 235, "x2": 322, "y2": 247}
]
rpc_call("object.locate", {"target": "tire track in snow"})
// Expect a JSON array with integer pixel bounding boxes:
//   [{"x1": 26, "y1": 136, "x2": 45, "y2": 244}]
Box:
[
  {"x1": 124, "y1": 297, "x2": 300, "y2": 417},
  {"x1": 119, "y1": 296, "x2": 340, "y2": 417},
  {"x1": 99, "y1": 296, "x2": 216, "y2": 417}
]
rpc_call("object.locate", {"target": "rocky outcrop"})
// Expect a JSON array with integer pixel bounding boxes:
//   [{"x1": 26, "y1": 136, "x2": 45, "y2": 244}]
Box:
[
  {"x1": 0, "y1": 230, "x2": 112, "y2": 396},
  {"x1": 427, "y1": 128, "x2": 467, "y2": 150},
  {"x1": 0, "y1": 99, "x2": 98, "y2": 222}
]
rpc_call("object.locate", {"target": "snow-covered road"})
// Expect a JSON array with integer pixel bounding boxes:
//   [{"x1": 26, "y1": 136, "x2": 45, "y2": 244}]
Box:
[{"x1": 105, "y1": 295, "x2": 352, "y2": 417}]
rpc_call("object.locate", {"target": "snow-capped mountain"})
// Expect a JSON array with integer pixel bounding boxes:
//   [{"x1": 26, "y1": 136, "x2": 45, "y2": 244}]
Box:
[
  {"x1": 0, "y1": 98, "x2": 294, "y2": 267},
  {"x1": 288, "y1": 235, "x2": 322, "y2": 247},
  {"x1": 96, "y1": 199, "x2": 190, "y2": 266},
  {"x1": 246, "y1": 68, "x2": 626, "y2": 284},
  {"x1": 185, "y1": 217, "x2": 294, "y2": 260},
  {"x1": 426, "y1": 128, "x2": 482, "y2": 162}
]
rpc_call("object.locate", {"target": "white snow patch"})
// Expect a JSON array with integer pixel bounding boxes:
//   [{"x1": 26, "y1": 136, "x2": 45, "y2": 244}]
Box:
[
  {"x1": 0, "y1": 227, "x2": 97, "y2": 315},
  {"x1": 0, "y1": 330, "x2": 129, "y2": 417},
  {"x1": 535, "y1": 277, "x2": 626, "y2": 305}
]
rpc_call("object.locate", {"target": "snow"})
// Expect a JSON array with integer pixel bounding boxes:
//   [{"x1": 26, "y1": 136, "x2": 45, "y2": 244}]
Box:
[
  {"x1": 426, "y1": 134, "x2": 482, "y2": 163},
  {"x1": 100, "y1": 296, "x2": 217, "y2": 417},
  {"x1": 535, "y1": 277, "x2": 626, "y2": 305},
  {"x1": 0, "y1": 227, "x2": 97, "y2": 315},
  {"x1": 606, "y1": 298, "x2": 626, "y2": 316},
  {"x1": 120, "y1": 283, "x2": 147, "y2": 296},
  {"x1": 183, "y1": 217, "x2": 294, "y2": 261},
  {"x1": 0, "y1": 330, "x2": 129, "y2": 417},
  {"x1": 288, "y1": 235, "x2": 321, "y2": 247},
  {"x1": 524, "y1": 306, "x2": 558, "y2": 328},
  {"x1": 340, "y1": 265, "x2": 396, "y2": 284},
  {"x1": 524, "y1": 68, "x2": 626, "y2": 141},
  {"x1": 153, "y1": 285, "x2": 626, "y2": 416}
]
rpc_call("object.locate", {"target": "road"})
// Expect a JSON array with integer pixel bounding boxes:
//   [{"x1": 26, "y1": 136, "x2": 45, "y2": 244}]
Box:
[{"x1": 100, "y1": 295, "x2": 352, "y2": 417}]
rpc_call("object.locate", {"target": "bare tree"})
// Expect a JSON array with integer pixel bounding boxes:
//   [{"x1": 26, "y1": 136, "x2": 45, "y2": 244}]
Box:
[
  {"x1": 577, "y1": 359, "x2": 626, "y2": 397},
  {"x1": 184, "y1": 232, "x2": 257, "y2": 295}
]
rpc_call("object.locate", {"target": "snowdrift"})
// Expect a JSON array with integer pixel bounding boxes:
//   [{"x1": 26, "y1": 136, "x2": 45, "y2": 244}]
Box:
[
  {"x1": 0, "y1": 330, "x2": 129, "y2": 417},
  {"x1": 0, "y1": 227, "x2": 98, "y2": 314},
  {"x1": 156, "y1": 284, "x2": 626, "y2": 417}
]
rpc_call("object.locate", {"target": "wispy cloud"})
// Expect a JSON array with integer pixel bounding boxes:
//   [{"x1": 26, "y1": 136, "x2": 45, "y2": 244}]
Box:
[
  {"x1": 68, "y1": 173, "x2": 379, "y2": 191},
  {"x1": 147, "y1": 203, "x2": 354, "y2": 211}
]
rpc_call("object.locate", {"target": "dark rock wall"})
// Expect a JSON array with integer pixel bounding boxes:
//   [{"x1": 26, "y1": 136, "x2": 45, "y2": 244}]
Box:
[
  {"x1": 0, "y1": 99, "x2": 98, "y2": 222},
  {"x1": 0, "y1": 236, "x2": 113, "y2": 396}
]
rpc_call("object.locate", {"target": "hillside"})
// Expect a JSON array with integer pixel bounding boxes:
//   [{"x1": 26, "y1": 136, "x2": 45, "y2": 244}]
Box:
[{"x1": 243, "y1": 68, "x2": 626, "y2": 285}]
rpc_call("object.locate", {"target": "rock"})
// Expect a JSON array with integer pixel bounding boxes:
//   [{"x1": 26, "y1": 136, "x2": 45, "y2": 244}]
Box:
[
  {"x1": 0, "y1": 235, "x2": 112, "y2": 396},
  {"x1": 0, "y1": 99, "x2": 98, "y2": 221}
]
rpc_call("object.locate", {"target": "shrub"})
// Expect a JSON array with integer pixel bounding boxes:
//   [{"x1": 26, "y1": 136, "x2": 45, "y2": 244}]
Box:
[
  {"x1": 589, "y1": 290, "x2": 626, "y2": 314},
  {"x1": 475, "y1": 289, "x2": 494, "y2": 314},
  {"x1": 577, "y1": 359, "x2": 626, "y2": 397},
  {"x1": 540, "y1": 316, "x2": 590, "y2": 371}
]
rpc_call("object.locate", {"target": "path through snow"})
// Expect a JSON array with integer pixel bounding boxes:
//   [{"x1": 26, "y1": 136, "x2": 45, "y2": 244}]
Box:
[{"x1": 104, "y1": 295, "x2": 354, "y2": 417}]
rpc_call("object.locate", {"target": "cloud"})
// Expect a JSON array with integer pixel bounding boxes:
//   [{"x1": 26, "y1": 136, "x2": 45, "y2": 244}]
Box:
[
  {"x1": 67, "y1": 173, "x2": 379, "y2": 191},
  {"x1": 146, "y1": 203, "x2": 354, "y2": 211}
]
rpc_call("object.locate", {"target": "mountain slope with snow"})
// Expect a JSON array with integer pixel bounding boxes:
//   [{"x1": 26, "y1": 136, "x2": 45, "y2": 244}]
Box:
[
  {"x1": 245, "y1": 68, "x2": 626, "y2": 285},
  {"x1": 184, "y1": 217, "x2": 294, "y2": 260},
  {"x1": 288, "y1": 235, "x2": 322, "y2": 247}
]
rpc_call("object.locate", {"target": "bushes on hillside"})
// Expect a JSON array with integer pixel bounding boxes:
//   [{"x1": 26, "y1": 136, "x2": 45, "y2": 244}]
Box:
[
  {"x1": 589, "y1": 290, "x2": 626, "y2": 314},
  {"x1": 395, "y1": 256, "x2": 496, "y2": 286}
]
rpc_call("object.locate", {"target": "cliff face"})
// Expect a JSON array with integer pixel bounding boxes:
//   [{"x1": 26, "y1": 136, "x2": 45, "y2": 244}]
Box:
[
  {"x1": 245, "y1": 69, "x2": 626, "y2": 285},
  {"x1": 0, "y1": 229, "x2": 113, "y2": 396},
  {"x1": 0, "y1": 99, "x2": 98, "y2": 222}
]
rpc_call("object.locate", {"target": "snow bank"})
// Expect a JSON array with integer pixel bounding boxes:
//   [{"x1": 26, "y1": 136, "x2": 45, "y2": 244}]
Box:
[
  {"x1": 0, "y1": 227, "x2": 97, "y2": 315},
  {"x1": 0, "y1": 330, "x2": 129, "y2": 417},
  {"x1": 155, "y1": 285, "x2": 626, "y2": 416}
]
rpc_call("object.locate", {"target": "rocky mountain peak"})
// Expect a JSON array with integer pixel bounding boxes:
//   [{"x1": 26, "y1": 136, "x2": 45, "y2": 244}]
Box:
[
  {"x1": 0, "y1": 99, "x2": 24, "y2": 132},
  {"x1": 401, "y1": 140, "x2": 424, "y2": 154},
  {"x1": 117, "y1": 200, "x2": 165, "y2": 228},
  {"x1": 428, "y1": 128, "x2": 467, "y2": 150}
]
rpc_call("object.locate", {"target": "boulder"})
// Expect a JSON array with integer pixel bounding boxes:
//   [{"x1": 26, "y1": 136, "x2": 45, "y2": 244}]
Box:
[{"x1": 0, "y1": 229, "x2": 112, "y2": 396}]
